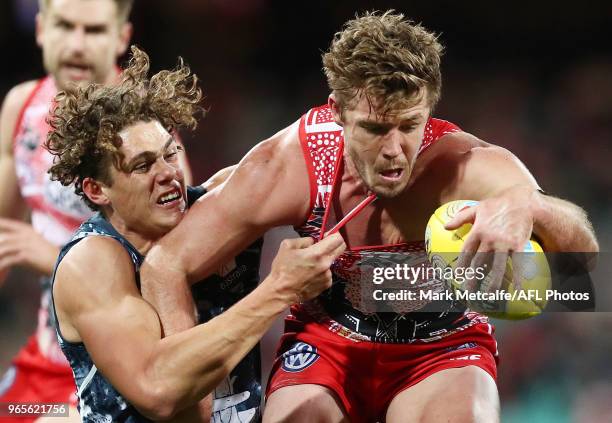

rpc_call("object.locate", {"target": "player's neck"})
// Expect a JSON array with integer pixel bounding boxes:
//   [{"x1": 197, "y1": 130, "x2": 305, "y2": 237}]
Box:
[{"x1": 105, "y1": 214, "x2": 158, "y2": 255}]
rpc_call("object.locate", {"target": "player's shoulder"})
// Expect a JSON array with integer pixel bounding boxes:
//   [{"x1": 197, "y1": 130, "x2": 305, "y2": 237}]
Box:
[
  {"x1": 430, "y1": 123, "x2": 522, "y2": 159},
  {"x1": 420, "y1": 129, "x2": 486, "y2": 163},
  {"x1": 55, "y1": 236, "x2": 139, "y2": 316},
  {"x1": 57, "y1": 236, "x2": 135, "y2": 288},
  {"x1": 441, "y1": 131, "x2": 518, "y2": 167},
  {"x1": 1, "y1": 80, "x2": 41, "y2": 151},
  {"x1": 68, "y1": 234, "x2": 133, "y2": 264},
  {"x1": 415, "y1": 127, "x2": 515, "y2": 182},
  {"x1": 2, "y1": 80, "x2": 39, "y2": 112},
  {"x1": 429, "y1": 130, "x2": 532, "y2": 198}
]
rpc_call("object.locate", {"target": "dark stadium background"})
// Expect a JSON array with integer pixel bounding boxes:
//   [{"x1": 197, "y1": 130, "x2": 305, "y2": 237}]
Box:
[{"x1": 1, "y1": 1, "x2": 611, "y2": 421}]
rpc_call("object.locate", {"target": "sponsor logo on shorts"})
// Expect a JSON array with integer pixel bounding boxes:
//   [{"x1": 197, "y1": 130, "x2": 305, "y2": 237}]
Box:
[
  {"x1": 449, "y1": 354, "x2": 482, "y2": 361},
  {"x1": 281, "y1": 342, "x2": 319, "y2": 373},
  {"x1": 445, "y1": 342, "x2": 477, "y2": 352}
]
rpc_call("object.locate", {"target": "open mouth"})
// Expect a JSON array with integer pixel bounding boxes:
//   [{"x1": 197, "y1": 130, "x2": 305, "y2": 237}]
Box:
[
  {"x1": 378, "y1": 168, "x2": 404, "y2": 181},
  {"x1": 61, "y1": 62, "x2": 92, "y2": 79},
  {"x1": 156, "y1": 188, "x2": 183, "y2": 207}
]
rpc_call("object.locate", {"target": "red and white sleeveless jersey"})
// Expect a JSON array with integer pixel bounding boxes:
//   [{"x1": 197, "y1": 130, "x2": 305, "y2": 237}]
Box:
[
  {"x1": 294, "y1": 104, "x2": 486, "y2": 343},
  {"x1": 11, "y1": 77, "x2": 93, "y2": 370},
  {"x1": 13, "y1": 77, "x2": 93, "y2": 246}
]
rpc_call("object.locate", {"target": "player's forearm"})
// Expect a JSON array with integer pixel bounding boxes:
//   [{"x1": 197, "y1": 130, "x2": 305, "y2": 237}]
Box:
[
  {"x1": 145, "y1": 279, "x2": 286, "y2": 415},
  {"x1": 167, "y1": 399, "x2": 211, "y2": 423},
  {"x1": 531, "y1": 193, "x2": 599, "y2": 254},
  {"x1": 35, "y1": 243, "x2": 61, "y2": 276},
  {"x1": 142, "y1": 219, "x2": 264, "y2": 336},
  {"x1": 0, "y1": 158, "x2": 27, "y2": 219}
]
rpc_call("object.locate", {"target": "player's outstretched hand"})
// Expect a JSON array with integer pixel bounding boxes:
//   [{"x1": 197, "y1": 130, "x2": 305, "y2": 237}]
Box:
[
  {"x1": 0, "y1": 218, "x2": 60, "y2": 281},
  {"x1": 267, "y1": 233, "x2": 346, "y2": 304}
]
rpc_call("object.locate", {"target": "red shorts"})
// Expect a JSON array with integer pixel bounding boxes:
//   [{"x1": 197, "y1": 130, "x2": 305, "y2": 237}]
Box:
[
  {"x1": 266, "y1": 314, "x2": 498, "y2": 422},
  {"x1": 0, "y1": 337, "x2": 77, "y2": 423}
]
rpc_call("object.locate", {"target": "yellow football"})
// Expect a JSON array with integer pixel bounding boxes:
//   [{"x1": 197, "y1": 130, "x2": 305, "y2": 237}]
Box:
[{"x1": 424, "y1": 200, "x2": 551, "y2": 320}]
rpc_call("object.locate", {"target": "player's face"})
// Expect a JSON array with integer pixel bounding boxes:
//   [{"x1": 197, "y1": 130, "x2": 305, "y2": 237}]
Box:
[
  {"x1": 332, "y1": 93, "x2": 431, "y2": 198},
  {"x1": 104, "y1": 121, "x2": 187, "y2": 238},
  {"x1": 36, "y1": 0, "x2": 130, "y2": 91}
]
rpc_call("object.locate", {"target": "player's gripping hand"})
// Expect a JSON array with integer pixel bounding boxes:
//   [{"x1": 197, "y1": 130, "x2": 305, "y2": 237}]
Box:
[
  {"x1": 266, "y1": 233, "x2": 346, "y2": 304},
  {"x1": 444, "y1": 185, "x2": 537, "y2": 293},
  {"x1": 0, "y1": 218, "x2": 60, "y2": 284}
]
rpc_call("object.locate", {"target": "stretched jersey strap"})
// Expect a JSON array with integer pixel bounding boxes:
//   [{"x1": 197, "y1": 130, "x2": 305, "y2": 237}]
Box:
[{"x1": 321, "y1": 194, "x2": 377, "y2": 239}]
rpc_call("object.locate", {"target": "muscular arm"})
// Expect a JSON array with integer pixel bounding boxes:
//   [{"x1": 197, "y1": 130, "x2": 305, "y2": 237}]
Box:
[
  {"x1": 0, "y1": 82, "x2": 61, "y2": 285},
  {"x1": 444, "y1": 132, "x2": 599, "y2": 255},
  {"x1": 0, "y1": 82, "x2": 32, "y2": 219},
  {"x1": 56, "y1": 232, "x2": 342, "y2": 420},
  {"x1": 200, "y1": 164, "x2": 237, "y2": 192},
  {"x1": 141, "y1": 120, "x2": 311, "y2": 335}
]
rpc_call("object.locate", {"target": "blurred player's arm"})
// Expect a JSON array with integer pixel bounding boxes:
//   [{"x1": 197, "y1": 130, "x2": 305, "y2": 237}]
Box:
[
  {"x1": 54, "y1": 231, "x2": 343, "y2": 420},
  {"x1": 443, "y1": 133, "x2": 599, "y2": 257},
  {"x1": 0, "y1": 82, "x2": 60, "y2": 285},
  {"x1": 142, "y1": 120, "x2": 310, "y2": 335}
]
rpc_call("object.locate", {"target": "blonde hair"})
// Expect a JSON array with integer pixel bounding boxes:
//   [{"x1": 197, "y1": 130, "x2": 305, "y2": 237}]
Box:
[{"x1": 323, "y1": 10, "x2": 443, "y2": 116}]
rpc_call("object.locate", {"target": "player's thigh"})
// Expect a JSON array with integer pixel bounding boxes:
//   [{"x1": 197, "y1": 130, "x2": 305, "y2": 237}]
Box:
[
  {"x1": 263, "y1": 384, "x2": 349, "y2": 423},
  {"x1": 386, "y1": 366, "x2": 499, "y2": 423}
]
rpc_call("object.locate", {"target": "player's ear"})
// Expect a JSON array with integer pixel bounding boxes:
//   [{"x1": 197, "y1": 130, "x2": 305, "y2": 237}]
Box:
[
  {"x1": 116, "y1": 22, "x2": 133, "y2": 57},
  {"x1": 82, "y1": 178, "x2": 111, "y2": 207},
  {"x1": 328, "y1": 93, "x2": 344, "y2": 127},
  {"x1": 35, "y1": 13, "x2": 45, "y2": 48}
]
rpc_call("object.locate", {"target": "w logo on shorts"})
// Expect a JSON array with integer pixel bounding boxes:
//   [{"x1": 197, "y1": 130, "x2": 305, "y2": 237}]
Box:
[{"x1": 281, "y1": 342, "x2": 319, "y2": 372}]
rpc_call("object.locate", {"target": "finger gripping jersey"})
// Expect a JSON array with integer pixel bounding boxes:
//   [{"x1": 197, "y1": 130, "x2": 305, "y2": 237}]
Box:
[{"x1": 295, "y1": 104, "x2": 487, "y2": 344}]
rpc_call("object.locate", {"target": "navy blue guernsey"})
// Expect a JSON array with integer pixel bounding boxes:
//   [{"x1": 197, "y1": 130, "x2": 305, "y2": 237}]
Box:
[{"x1": 51, "y1": 186, "x2": 263, "y2": 422}]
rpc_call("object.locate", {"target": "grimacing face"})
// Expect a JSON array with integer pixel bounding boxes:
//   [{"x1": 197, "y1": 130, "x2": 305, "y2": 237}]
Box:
[
  {"x1": 36, "y1": 0, "x2": 131, "y2": 91},
  {"x1": 97, "y1": 121, "x2": 187, "y2": 239},
  {"x1": 330, "y1": 93, "x2": 432, "y2": 198}
]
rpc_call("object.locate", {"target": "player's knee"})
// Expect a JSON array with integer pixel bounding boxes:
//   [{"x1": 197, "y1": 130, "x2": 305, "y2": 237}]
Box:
[
  {"x1": 453, "y1": 398, "x2": 499, "y2": 423},
  {"x1": 473, "y1": 396, "x2": 500, "y2": 423},
  {"x1": 264, "y1": 385, "x2": 347, "y2": 423},
  {"x1": 444, "y1": 370, "x2": 499, "y2": 423},
  {"x1": 418, "y1": 395, "x2": 498, "y2": 423}
]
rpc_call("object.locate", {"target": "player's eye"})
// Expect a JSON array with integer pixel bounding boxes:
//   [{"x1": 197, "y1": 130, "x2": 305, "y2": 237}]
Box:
[
  {"x1": 362, "y1": 124, "x2": 389, "y2": 135},
  {"x1": 55, "y1": 20, "x2": 73, "y2": 30},
  {"x1": 133, "y1": 162, "x2": 151, "y2": 173},
  {"x1": 399, "y1": 124, "x2": 416, "y2": 133},
  {"x1": 164, "y1": 151, "x2": 178, "y2": 161},
  {"x1": 85, "y1": 25, "x2": 107, "y2": 35}
]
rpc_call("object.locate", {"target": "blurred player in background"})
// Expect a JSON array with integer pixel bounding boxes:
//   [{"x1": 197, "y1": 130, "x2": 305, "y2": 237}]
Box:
[
  {"x1": 0, "y1": 1, "x2": 141, "y2": 421},
  {"x1": 141, "y1": 10, "x2": 599, "y2": 423},
  {"x1": 46, "y1": 46, "x2": 344, "y2": 422}
]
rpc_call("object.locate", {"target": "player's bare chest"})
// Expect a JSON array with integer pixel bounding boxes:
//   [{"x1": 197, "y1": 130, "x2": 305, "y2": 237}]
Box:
[{"x1": 329, "y1": 181, "x2": 439, "y2": 247}]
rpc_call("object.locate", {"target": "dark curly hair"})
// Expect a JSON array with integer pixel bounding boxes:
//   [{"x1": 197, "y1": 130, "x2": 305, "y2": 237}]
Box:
[
  {"x1": 46, "y1": 45, "x2": 204, "y2": 210},
  {"x1": 322, "y1": 10, "x2": 443, "y2": 117}
]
